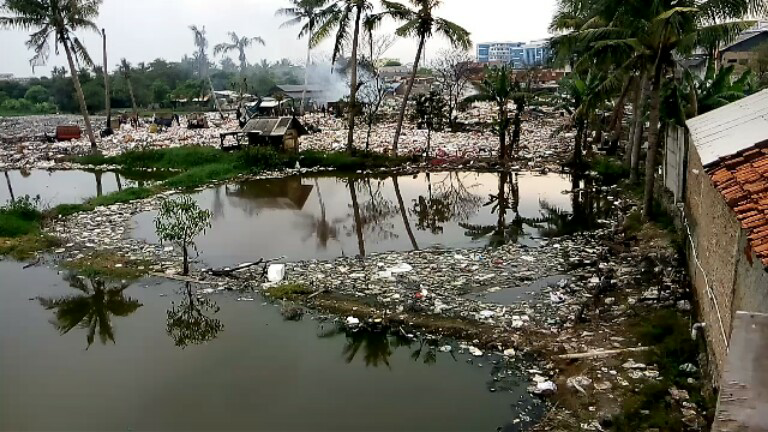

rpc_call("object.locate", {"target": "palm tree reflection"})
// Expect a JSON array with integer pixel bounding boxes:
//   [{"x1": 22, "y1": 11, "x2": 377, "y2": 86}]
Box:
[
  {"x1": 526, "y1": 174, "x2": 610, "y2": 237},
  {"x1": 413, "y1": 172, "x2": 483, "y2": 235},
  {"x1": 319, "y1": 324, "x2": 448, "y2": 369},
  {"x1": 461, "y1": 171, "x2": 525, "y2": 246},
  {"x1": 37, "y1": 274, "x2": 142, "y2": 348},
  {"x1": 300, "y1": 179, "x2": 344, "y2": 250},
  {"x1": 166, "y1": 282, "x2": 224, "y2": 349}
]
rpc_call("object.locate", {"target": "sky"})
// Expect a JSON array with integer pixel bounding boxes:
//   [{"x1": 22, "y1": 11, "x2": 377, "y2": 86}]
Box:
[{"x1": 0, "y1": 0, "x2": 557, "y2": 77}]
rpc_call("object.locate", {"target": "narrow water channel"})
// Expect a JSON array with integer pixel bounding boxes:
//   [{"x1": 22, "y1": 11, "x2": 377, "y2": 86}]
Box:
[
  {"x1": 0, "y1": 260, "x2": 539, "y2": 431},
  {"x1": 131, "y1": 171, "x2": 612, "y2": 267}
]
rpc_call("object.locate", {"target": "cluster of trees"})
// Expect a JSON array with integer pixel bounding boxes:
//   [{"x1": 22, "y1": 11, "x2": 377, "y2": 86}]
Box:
[
  {"x1": 278, "y1": 0, "x2": 471, "y2": 154},
  {"x1": 0, "y1": 56, "x2": 303, "y2": 115},
  {"x1": 0, "y1": 0, "x2": 304, "y2": 149},
  {"x1": 547, "y1": 0, "x2": 766, "y2": 221}
]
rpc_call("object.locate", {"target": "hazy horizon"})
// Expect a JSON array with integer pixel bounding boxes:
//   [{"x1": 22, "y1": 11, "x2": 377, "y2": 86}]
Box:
[{"x1": 0, "y1": 0, "x2": 556, "y2": 77}]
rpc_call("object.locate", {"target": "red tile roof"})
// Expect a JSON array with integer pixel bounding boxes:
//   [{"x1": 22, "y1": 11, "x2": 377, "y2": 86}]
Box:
[{"x1": 707, "y1": 142, "x2": 768, "y2": 268}]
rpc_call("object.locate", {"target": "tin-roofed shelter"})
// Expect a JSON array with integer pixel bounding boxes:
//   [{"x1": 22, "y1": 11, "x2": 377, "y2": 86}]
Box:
[
  {"x1": 680, "y1": 89, "x2": 768, "y2": 381},
  {"x1": 241, "y1": 117, "x2": 308, "y2": 153}
]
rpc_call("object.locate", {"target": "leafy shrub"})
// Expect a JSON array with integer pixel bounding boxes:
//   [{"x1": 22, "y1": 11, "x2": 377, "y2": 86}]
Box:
[{"x1": 236, "y1": 147, "x2": 285, "y2": 172}]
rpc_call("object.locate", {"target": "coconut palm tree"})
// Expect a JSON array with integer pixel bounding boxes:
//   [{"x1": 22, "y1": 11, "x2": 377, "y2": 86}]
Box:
[
  {"x1": 118, "y1": 58, "x2": 138, "y2": 121},
  {"x1": 213, "y1": 31, "x2": 265, "y2": 75},
  {"x1": 551, "y1": 0, "x2": 763, "y2": 220},
  {"x1": 462, "y1": 65, "x2": 525, "y2": 161},
  {"x1": 556, "y1": 72, "x2": 605, "y2": 166},
  {"x1": 312, "y1": 0, "x2": 374, "y2": 153},
  {"x1": 37, "y1": 275, "x2": 142, "y2": 348},
  {"x1": 189, "y1": 25, "x2": 223, "y2": 117},
  {"x1": 277, "y1": 0, "x2": 332, "y2": 114},
  {"x1": 1, "y1": 0, "x2": 101, "y2": 152},
  {"x1": 100, "y1": 28, "x2": 111, "y2": 132},
  {"x1": 369, "y1": 0, "x2": 471, "y2": 155}
]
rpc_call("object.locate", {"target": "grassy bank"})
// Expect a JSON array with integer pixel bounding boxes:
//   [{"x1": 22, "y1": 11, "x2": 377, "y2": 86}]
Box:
[
  {"x1": 0, "y1": 196, "x2": 60, "y2": 259},
  {"x1": 77, "y1": 146, "x2": 413, "y2": 190}
]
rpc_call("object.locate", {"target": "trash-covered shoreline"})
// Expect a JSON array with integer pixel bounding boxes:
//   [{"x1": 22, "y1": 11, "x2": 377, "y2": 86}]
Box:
[
  {"x1": 0, "y1": 106, "x2": 573, "y2": 171},
  {"x1": 3, "y1": 108, "x2": 709, "y2": 430}
]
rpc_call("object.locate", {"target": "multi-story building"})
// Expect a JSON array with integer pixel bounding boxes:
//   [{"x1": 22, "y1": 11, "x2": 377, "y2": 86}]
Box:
[{"x1": 476, "y1": 40, "x2": 552, "y2": 69}]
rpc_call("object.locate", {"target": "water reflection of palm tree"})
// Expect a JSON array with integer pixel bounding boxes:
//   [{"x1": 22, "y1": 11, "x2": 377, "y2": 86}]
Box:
[
  {"x1": 211, "y1": 185, "x2": 226, "y2": 220},
  {"x1": 346, "y1": 178, "x2": 400, "y2": 257},
  {"x1": 319, "y1": 325, "x2": 415, "y2": 369},
  {"x1": 3, "y1": 171, "x2": 14, "y2": 203},
  {"x1": 413, "y1": 172, "x2": 483, "y2": 235},
  {"x1": 530, "y1": 173, "x2": 607, "y2": 237},
  {"x1": 348, "y1": 178, "x2": 366, "y2": 257},
  {"x1": 166, "y1": 282, "x2": 224, "y2": 349},
  {"x1": 94, "y1": 171, "x2": 103, "y2": 197},
  {"x1": 301, "y1": 179, "x2": 343, "y2": 249},
  {"x1": 37, "y1": 275, "x2": 142, "y2": 348},
  {"x1": 393, "y1": 176, "x2": 419, "y2": 250},
  {"x1": 461, "y1": 171, "x2": 524, "y2": 246}
]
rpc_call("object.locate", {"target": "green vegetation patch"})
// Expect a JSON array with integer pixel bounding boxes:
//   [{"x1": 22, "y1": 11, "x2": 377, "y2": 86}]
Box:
[
  {"x1": 163, "y1": 164, "x2": 240, "y2": 189},
  {"x1": 591, "y1": 155, "x2": 628, "y2": 185},
  {"x1": 0, "y1": 196, "x2": 43, "y2": 238},
  {"x1": 62, "y1": 252, "x2": 150, "y2": 281},
  {"x1": 265, "y1": 283, "x2": 313, "y2": 300},
  {"x1": 611, "y1": 310, "x2": 714, "y2": 431},
  {"x1": 49, "y1": 187, "x2": 155, "y2": 217},
  {"x1": 0, "y1": 234, "x2": 60, "y2": 260},
  {"x1": 78, "y1": 146, "x2": 234, "y2": 171}
]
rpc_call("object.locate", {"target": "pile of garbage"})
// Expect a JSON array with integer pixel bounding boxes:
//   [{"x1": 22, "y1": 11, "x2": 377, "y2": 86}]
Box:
[
  {"x1": 0, "y1": 113, "x2": 237, "y2": 169},
  {"x1": 2, "y1": 104, "x2": 574, "y2": 170}
]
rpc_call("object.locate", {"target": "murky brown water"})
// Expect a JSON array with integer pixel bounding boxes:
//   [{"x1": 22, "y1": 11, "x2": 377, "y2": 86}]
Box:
[
  {"x1": 0, "y1": 260, "x2": 539, "y2": 431},
  {"x1": 132, "y1": 171, "x2": 611, "y2": 267}
]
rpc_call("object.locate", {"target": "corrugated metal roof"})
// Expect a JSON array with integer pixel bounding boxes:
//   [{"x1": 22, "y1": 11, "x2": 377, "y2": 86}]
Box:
[
  {"x1": 241, "y1": 117, "x2": 308, "y2": 137},
  {"x1": 276, "y1": 85, "x2": 326, "y2": 93},
  {"x1": 687, "y1": 90, "x2": 768, "y2": 167}
]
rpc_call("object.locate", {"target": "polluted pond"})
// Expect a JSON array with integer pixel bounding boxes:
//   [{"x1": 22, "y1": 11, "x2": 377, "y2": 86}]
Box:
[
  {"x1": 0, "y1": 168, "x2": 167, "y2": 206},
  {"x1": 129, "y1": 171, "x2": 615, "y2": 267},
  {"x1": 0, "y1": 259, "x2": 542, "y2": 431}
]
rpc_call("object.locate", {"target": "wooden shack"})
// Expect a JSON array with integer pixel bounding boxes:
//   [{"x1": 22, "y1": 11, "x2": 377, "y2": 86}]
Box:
[{"x1": 241, "y1": 117, "x2": 308, "y2": 153}]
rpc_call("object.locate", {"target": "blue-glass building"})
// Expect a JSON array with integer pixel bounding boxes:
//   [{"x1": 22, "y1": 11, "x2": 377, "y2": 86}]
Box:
[{"x1": 475, "y1": 40, "x2": 552, "y2": 68}]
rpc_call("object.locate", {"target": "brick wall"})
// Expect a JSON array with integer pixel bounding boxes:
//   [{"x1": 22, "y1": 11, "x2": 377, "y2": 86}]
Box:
[{"x1": 685, "y1": 148, "x2": 742, "y2": 380}]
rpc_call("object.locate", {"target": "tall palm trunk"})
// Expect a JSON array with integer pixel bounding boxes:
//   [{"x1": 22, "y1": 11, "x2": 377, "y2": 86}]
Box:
[
  {"x1": 62, "y1": 37, "x2": 97, "y2": 152},
  {"x1": 630, "y1": 74, "x2": 650, "y2": 182},
  {"x1": 208, "y1": 76, "x2": 224, "y2": 119},
  {"x1": 4, "y1": 171, "x2": 14, "y2": 203},
  {"x1": 393, "y1": 176, "x2": 418, "y2": 250},
  {"x1": 126, "y1": 77, "x2": 138, "y2": 123},
  {"x1": 346, "y1": 7, "x2": 363, "y2": 153},
  {"x1": 102, "y1": 29, "x2": 111, "y2": 131},
  {"x1": 498, "y1": 106, "x2": 508, "y2": 161},
  {"x1": 608, "y1": 77, "x2": 632, "y2": 155},
  {"x1": 511, "y1": 107, "x2": 522, "y2": 154},
  {"x1": 392, "y1": 35, "x2": 426, "y2": 155},
  {"x1": 642, "y1": 61, "x2": 664, "y2": 221},
  {"x1": 301, "y1": 35, "x2": 312, "y2": 116},
  {"x1": 574, "y1": 117, "x2": 585, "y2": 165},
  {"x1": 495, "y1": 172, "x2": 508, "y2": 240},
  {"x1": 349, "y1": 179, "x2": 365, "y2": 257}
]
